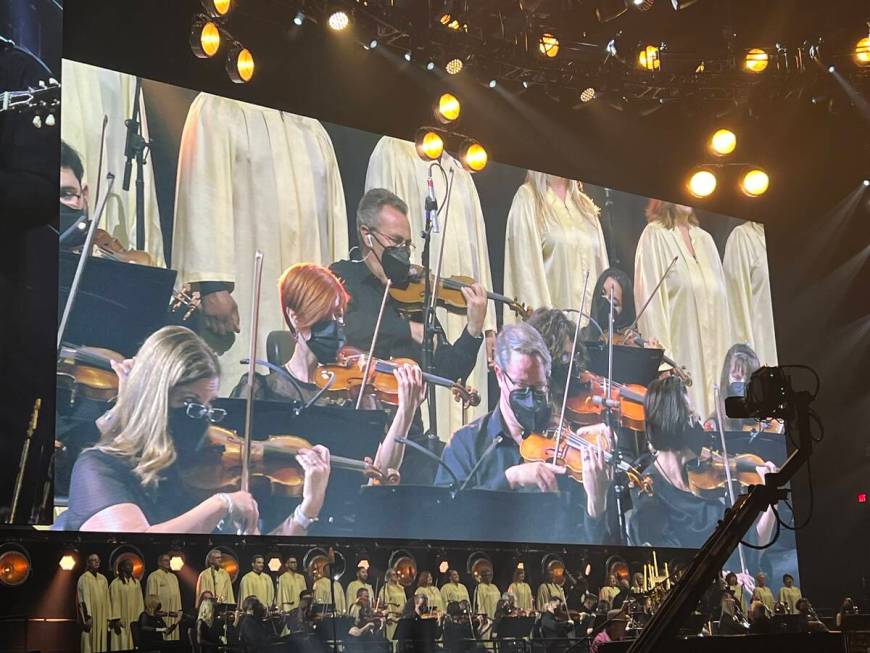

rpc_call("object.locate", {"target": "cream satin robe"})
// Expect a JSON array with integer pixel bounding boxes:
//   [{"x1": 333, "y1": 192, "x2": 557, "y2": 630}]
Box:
[
  {"x1": 239, "y1": 571, "x2": 275, "y2": 608},
  {"x1": 441, "y1": 581, "x2": 470, "y2": 605},
  {"x1": 506, "y1": 582, "x2": 534, "y2": 613},
  {"x1": 277, "y1": 572, "x2": 308, "y2": 612},
  {"x1": 365, "y1": 136, "x2": 496, "y2": 440},
  {"x1": 77, "y1": 571, "x2": 110, "y2": 653},
  {"x1": 61, "y1": 60, "x2": 165, "y2": 265},
  {"x1": 346, "y1": 580, "x2": 374, "y2": 610},
  {"x1": 474, "y1": 582, "x2": 501, "y2": 619},
  {"x1": 313, "y1": 577, "x2": 347, "y2": 613},
  {"x1": 173, "y1": 94, "x2": 348, "y2": 393},
  {"x1": 145, "y1": 568, "x2": 182, "y2": 640},
  {"x1": 414, "y1": 585, "x2": 445, "y2": 613},
  {"x1": 195, "y1": 567, "x2": 235, "y2": 605},
  {"x1": 634, "y1": 221, "x2": 733, "y2": 420},
  {"x1": 504, "y1": 183, "x2": 608, "y2": 322},
  {"x1": 109, "y1": 576, "x2": 144, "y2": 651},
  {"x1": 723, "y1": 221, "x2": 778, "y2": 366},
  {"x1": 536, "y1": 583, "x2": 566, "y2": 612}
]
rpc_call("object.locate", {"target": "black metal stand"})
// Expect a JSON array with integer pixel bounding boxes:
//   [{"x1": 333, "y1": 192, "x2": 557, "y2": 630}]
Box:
[
  {"x1": 605, "y1": 287, "x2": 629, "y2": 545},
  {"x1": 420, "y1": 167, "x2": 440, "y2": 439},
  {"x1": 122, "y1": 76, "x2": 148, "y2": 251}
]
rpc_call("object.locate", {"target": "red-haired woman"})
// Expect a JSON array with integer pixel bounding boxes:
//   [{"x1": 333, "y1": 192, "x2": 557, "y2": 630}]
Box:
[{"x1": 232, "y1": 262, "x2": 425, "y2": 476}]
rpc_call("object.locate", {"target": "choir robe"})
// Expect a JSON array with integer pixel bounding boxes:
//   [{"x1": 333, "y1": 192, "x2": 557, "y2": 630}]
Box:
[
  {"x1": 634, "y1": 221, "x2": 733, "y2": 420},
  {"x1": 504, "y1": 182, "x2": 608, "y2": 322},
  {"x1": 377, "y1": 583, "x2": 407, "y2": 640},
  {"x1": 196, "y1": 567, "x2": 235, "y2": 605},
  {"x1": 109, "y1": 576, "x2": 144, "y2": 651},
  {"x1": 723, "y1": 221, "x2": 778, "y2": 366},
  {"x1": 506, "y1": 582, "x2": 534, "y2": 613},
  {"x1": 314, "y1": 577, "x2": 347, "y2": 613},
  {"x1": 598, "y1": 586, "x2": 620, "y2": 607},
  {"x1": 346, "y1": 580, "x2": 374, "y2": 610},
  {"x1": 753, "y1": 586, "x2": 776, "y2": 613},
  {"x1": 277, "y1": 572, "x2": 308, "y2": 612},
  {"x1": 173, "y1": 93, "x2": 348, "y2": 394},
  {"x1": 239, "y1": 571, "x2": 275, "y2": 609},
  {"x1": 414, "y1": 586, "x2": 445, "y2": 613},
  {"x1": 779, "y1": 586, "x2": 802, "y2": 614},
  {"x1": 536, "y1": 583, "x2": 566, "y2": 613},
  {"x1": 474, "y1": 582, "x2": 501, "y2": 619},
  {"x1": 77, "y1": 571, "x2": 110, "y2": 653},
  {"x1": 145, "y1": 568, "x2": 182, "y2": 640},
  {"x1": 729, "y1": 583, "x2": 748, "y2": 614},
  {"x1": 441, "y1": 582, "x2": 470, "y2": 606},
  {"x1": 60, "y1": 60, "x2": 165, "y2": 265},
  {"x1": 365, "y1": 136, "x2": 496, "y2": 441}
]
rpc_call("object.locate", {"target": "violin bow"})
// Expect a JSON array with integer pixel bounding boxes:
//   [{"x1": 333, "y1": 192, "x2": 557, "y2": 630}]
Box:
[
  {"x1": 554, "y1": 270, "x2": 591, "y2": 467},
  {"x1": 713, "y1": 384, "x2": 749, "y2": 575},
  {"x1": 240, "y1": 250, "x2": 265, "y2": 532},
  {"x1": 628, "y1": 256, "x2": 678, "y2": 335},
  {"x1": 356, "y1": 278, "x2": 392, "y2": 410}
]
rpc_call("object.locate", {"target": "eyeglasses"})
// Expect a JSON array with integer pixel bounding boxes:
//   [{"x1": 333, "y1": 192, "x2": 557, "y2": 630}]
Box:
[
  {"x1": 184, "y1": 401, "x2": 227, "y2": 423},
  {"x1": 370, "y1": 229, "x2": 415, "y2": 253},
  {"x1": 502, "y1": 370, "x2": 550, "y2": 396}
]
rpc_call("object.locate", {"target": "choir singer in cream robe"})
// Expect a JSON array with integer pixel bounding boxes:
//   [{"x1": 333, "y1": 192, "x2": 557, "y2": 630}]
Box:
[
  {"x1": 723, "y1": 221, "x2": 778, "y2": 366},
  {"x1": 61, "y1": 60, "x2": 165, "y2": 265},
  {"x1": 77, "y1": 554, "x2": 110, "y2": 653},
  {"x1": 145, "y1": 554, "x2": 182, "y2": 640},
  {"x1": 109, "y1": 559, "x2": 145, "y2": 652},
  {"x1": 634, "y1": 200, "x2": 733, "y2": 420},
  {"x1": 365, "y1": 136, "x2": 496, "y2": 439},
  {"x1": 238, "y1": 555, "x2": 275, "y2": 609},
  {"x1": 504, "y1": 172, "x2": 608, "y2": 322},
  {"x1": 196, "y1": 550, "x2": 235, "y2": 606},
  {"x1": 173, "y1": 93, "x2": 348, "y2": 394}
]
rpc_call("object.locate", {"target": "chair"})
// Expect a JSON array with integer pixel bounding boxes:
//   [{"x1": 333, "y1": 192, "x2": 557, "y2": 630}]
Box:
[{"x1": 129, "y1": 620, "x2": 141, "y2": 649}]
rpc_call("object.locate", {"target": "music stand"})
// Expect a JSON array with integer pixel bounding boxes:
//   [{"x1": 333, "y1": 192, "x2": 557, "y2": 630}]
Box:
[
  {"x1": 496, "y1": 616, "x2": 535, "y2": 639},
  {"x1": 584, "y1": 342, "x2": 663, "y2": 387}
]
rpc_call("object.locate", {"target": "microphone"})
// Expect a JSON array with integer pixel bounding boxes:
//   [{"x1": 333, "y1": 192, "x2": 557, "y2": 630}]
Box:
[
  {"x1": 394, "y1": 436, "x2": 460, "y2": 490},
  {"x1": 459, "y1": 436, "x2": 503, "y2": 492},
  {"x1": 425, "y1": 169, "x2": 439, "y2": 233}
]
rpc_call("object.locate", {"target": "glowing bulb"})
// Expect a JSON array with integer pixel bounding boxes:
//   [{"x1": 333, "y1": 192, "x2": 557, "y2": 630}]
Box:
[
  {"x1": 328, "y1": 10, "x2": 349, "y2": 31},
  {"x1": 710, "y1": 129, "x2": 736, "y2": 156},
  {"x1": 744, "y1": 48, "x2": 768, "y2": 73},
  {"x1": 460, "y1": 141, "x2": 488, "y2": 172},
  {"x1": 446, "y1": 58, "x2": 463, "y2": 75},
  {"x1": 368, "y1": 39, "x2": 378, "y2": 49},
  {"x1": 426, "y1": 60, "x2": 435, "y2": 71},
  {"x1": 416, "y1": 130, "x2": 444, "y2": 161},
  {"x1": 638, "y1": 44, "x2": 660, "y2": 71},
  {"x1": 59, "y1": 555, "x2": 77, "y2": 571},
  {"x1": 404, "y1": 51, "x2": 412, "y2": 62},
  {"x1": 439, "y1": 561, "x2": 449, "y2": 574},
  {"x1": 169, "y1": 555, "x2": 185, "y2": 571},
  {"x1": 688, "y1": 169, "x2": 717, "y2": 198},
  {"x1": 293, "y1": 11, "x2": 304, "y2": 26},
  {"x1": 228, "y1": 47, "x2": 254, "y2": 83},
  {"x1": 741, "y1": 169, "x2": 769, "y2": 197},
  {"x1": 436, "y1": 93, "x2": 461, "y2": 123},
  {"x1": 488, "y1": 79, "x2": 497, "y2": 88},
  {"x1": 202, "y1": 0, "x2": 232, "y2": 17},
  {"x1": 267, "y1": 557, "x2": 282, "y2": 573},
  {"x1": 191, "y1": 19, "x2": 222, "y2": 59},
  {"x1": 539, "y1": 33, "x2": 560, "y2": 58},
  {"x1": 856, "y1": 37, "x2": 870, "y2": 66},
  {"x1": 580, "y1": 87, "x2": 596, "y2": 103}
]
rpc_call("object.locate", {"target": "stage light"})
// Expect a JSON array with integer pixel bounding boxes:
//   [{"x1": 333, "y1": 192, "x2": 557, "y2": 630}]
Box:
[
  {"x1": 539, "y1": 33, "x2": 560, "y2": 59},
  {"x1": 522, "y1": 81, "x2": 530, "y2": 89},
  {"x1": 633, "y1": 0, "x2": 654, "y2": 10},
  {"x1": 366, "y1": 39, "x2": 378, "y2": 50},
  {"x1": 0, "y1": 547, "x2": 31, "y2": 587},
  {"x1": 688, "y1": 169, "x2": 717, "y2": 198},
  {"x1": 190, "y1": 17, "x2": 222, "y2": 59},
  {"x1": 328, "y1": 10, "x2": 350, "y2": 31},
  {"x1": 863, "y1": 179, "x2": 870, "y2": 187},
  {"x1": 426, "y1": 60, "x2": 435, "y2": 71},
  {"x1": 827, "y1": 65, "x2": 835, "y2": 73},
  {"x1": 638, "y1": 44, "x2": 661, "y2": 71},
  {"x1": 744, "y1": 48, "x2": 768, "y2": 73},
  {"x1": 415, "y1": 129, "x2": 444, "y2": 161},
  {"x1": 488, "y1": 79, "x2": 497, "y2": 88},
  {"x1": 741, "y1": 168, "x2": 769, "y2": 197},
  {"x1": 856, "y1": 37, "x2": 870, "y2": 66},
  {"x1": 580, "y1": 87, "x2": 596, "y2": 103},
  {"x1": 110, "y1": 545, "x2": 146, "y2": 580},
  {"x1": 671, "y1": 0, "x2": 699, "y2": 9},
  {"x1": 596, "y1": 0, "x2": 628, "y2": 23},
  {"x1": 446, "y1": 58, "x2": 463, "y2": 75},
  {"x1": 201, "y1": 0, "x2": 232, "y2": 18},
  {"x1": 59, "y1": 554, "x2": 77, "y2": 571},
  {"x1": 438, "y1": 560, "x2": 449, "y2": 574},
  {"x1": 267, "y1": 556, "x2": 282, "y2": 572},
  {"x1": 226, "y1": 44, "x2": 254, "y2": 83},
  {"x1": 517, "y1": 561, "x2": 525, "y2": 569},
  {"x1": 710, "y1": 128, "x2": 736, "y2": 156},
  {"x1": 859, "y1": 492, "x2": 867, "y2": 504},
  {"x1": 434, "y1": 93, "x2": 461, "y2": 123},
  {"x1": 357, "y1": 559, "x2": 370, "y2": 570},
  {"x1": 459, "y1": 139, "x2": 488, "y2": 172},
  {"x1": 585, "y1": 562, "x2": 592, "y2": 576},
  {"x1": 169, "y1": 555, "x2": 185, "y2": 572},
  {"x1": 293, "y1": 11, "x2": 304, "y2": 26},
  {"x1": 404, "y1": 51, "x2": 412, "y2": 62}
]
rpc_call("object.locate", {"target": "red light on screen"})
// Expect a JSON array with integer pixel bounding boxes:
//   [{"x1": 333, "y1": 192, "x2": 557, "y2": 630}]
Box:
[{"x1": 859, "y1": 493, "x2": 867, "y2": 504}]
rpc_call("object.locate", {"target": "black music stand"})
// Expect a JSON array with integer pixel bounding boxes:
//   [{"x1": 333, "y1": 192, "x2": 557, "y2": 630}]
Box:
[
  {"x1": 395, "y1": 617, "x2": 439, "y2": 653},
  {"x1": 584, "y1": 342, "x2": 663, "y2": 388},
  {"x1": 497, "y1": 616, "x2": 535, "y2": 639}
]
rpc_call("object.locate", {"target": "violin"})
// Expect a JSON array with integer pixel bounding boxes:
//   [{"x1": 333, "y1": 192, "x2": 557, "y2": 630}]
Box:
[
  {"x1": 315, "y1": 346, "x2": 480, "y2": 407},
  {"x1": 566, "y1": 371, "x2": 647, "y2": 432},
  {"x1": 91, "y1": 228, "x2": 153, "y2": 266},
  {"x1": 390, "y1": 264, "x2": 531, "y2": 320},
  {"x1": 610, "y1": 328, "x2": 692, "y2": 387},
  {"x1": 183, "y1": 425, "x2": 398, "y2": 498},
  {"x1": 57, "y1": 344, "x2": 122, "y2": 402},
  {"x1": 684, "y1": 447, "x2": 765, "y2": 495},
  {"x1": 519, "y1": 428, "x2": 653, "y2": 495}
]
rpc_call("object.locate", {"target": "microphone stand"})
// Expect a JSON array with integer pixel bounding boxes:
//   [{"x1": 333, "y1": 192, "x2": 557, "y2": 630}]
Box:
[
  {"x1": 122, "y1": 76, "x2": 149, "y2": 251},
  {"x1": 713, "y1": 384, "x2": 749, "y2": 575},
  {"x1": 605, "y1": 286, "x2": 629, "y2": 545}
]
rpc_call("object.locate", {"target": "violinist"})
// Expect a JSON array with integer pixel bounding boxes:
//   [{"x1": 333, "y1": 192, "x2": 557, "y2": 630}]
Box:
[
  {"x1": 237, "y1": 596, "x2": 276, "y2": 652},
  {"x1": 196, "y1": 597, "x2": 223, "y2": 653},
  {"x1": 538, "y1": 596, "x2": 574, "y2": 653},
  {"x1": 59, "y1": 140, "x2": 89, "y2": 238},
  {"x1": 62, "y1": 325, "x2": 331, "y2": 535},
  {"x1": 585, "y1": 268, "x2": 637, "y2": 342},
  {"x1": 442, "y1": 601, "x2": 482, "y2": 653},
  {"x1": 348, "y1": 588, "x2": 387, "y2": 650},
  {"x1": 138, "y1": 594, "x2": 177, "y2": 648},
  {"x1": 286, "y1": 589, "x2": 317, "y2": 636},
  {"x1": 627, "y1": 376, "x2": 778, "y2": 550},
  {"x1": 525, "y1": 308, "x2": 585, "y2": 401},
  {"x1": 506, "y1": 568, "x2": 534, "y2": 615}
]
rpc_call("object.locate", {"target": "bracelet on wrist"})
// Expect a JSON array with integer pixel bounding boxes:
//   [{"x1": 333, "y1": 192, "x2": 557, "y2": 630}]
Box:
[{"x1": 291, "y1": 504, "x2": 318, "y2": 530}]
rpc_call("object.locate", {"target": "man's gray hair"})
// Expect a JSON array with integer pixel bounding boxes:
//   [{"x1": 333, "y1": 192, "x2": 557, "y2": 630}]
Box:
[
  {"x1": 356, "y1": 187, "x2": 408, "y2": 233},
  {"x1": 494, "y1": 322, "x2": 552, "y2": 373}
]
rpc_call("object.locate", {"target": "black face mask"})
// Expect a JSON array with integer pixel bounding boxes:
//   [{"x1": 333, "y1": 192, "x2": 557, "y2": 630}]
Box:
[
  {"x1": 59, "y1": 204, "x2": 88, "y2": 247},
  {"x1": 306, "y1": 318, "x2": 346, "y2": 364},
  {"x1": 509, "y1": 387, "x2": 552, "y2": 435},
  {"x1": 168, "y1": 406, "x2": 210, "y2": 461},
  {"x1": 378, "y1": 245, "x2": 412, "y2": 287},
  {"x1": 727, "y1": 381, "x2": 746, "y2": 398}
]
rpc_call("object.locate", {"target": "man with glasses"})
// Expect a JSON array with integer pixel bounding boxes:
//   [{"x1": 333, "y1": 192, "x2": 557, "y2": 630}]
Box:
[{"x1": 435, "y1": 323, "x2": 612, "y2": 539}]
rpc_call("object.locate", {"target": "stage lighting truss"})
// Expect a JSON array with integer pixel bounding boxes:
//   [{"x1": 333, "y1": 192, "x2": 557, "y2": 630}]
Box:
[
  {"x1": 414, "y1": 126, "x2": 488, "y2": 172},
  {"x1": 0, "y1": 545, "x2": 31, "y2": 587}
]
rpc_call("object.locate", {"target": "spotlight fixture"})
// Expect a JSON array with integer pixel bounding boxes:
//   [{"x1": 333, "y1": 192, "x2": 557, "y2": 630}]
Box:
[
  {"x1": 671, "y1": 0, "x2": 699, "y2": 8},
  {"x1": 388, "y1": 550, "x2": 418, "y2": 588},
  {"x1": 539, "y1": 33, "x2": 560, "y2": 59},
  {"x1": 328, "y1": 10, "x2": 350, "y2": 32},
  {"x1": 446, "y1": 58, "x2": 464, "y2": 75},
  {"x1": 687, "y1": 169, "x2": 717, "y2": 198},
  {"x1": 404, "y1": 51, "x2": 413, "y2": 62},
  {"x1": 267, "y1": 556, "x2": 282, "y2": 573},
  {"x1": 190, "y1": 16, "x2": 222, "y2": 59},
  {"x1": 709, "y1": 128, "x2": 736, "y2": 156},
  {"x1": 357, "y1": 559, "x2": 370, "y2": 570},
  {"x1": 459, "y1": 139, "x2": 488, "y2": 172},
  {"x1": 632, "y1": 0, "x2": 654, "y2": 10},
  {"x1": 596, "y1": 0, "x2": 629, "y2": 23},
  {"x1": 415, "y1": 129, "x2": 445, "y2": 161},
  {"x1": 638, "y1": 44, "x2": 661, "y2": 71},
  {"x1": 863, "y1": 179, "x2": 870, "y2": 187},
  {"x1": 439, "y1": 14, "x2": 465, "y2": 31},
  {"x1": 488, "y1": 79, "x2": 497, "y2": 88},
  {"x1": 201, "y1": 0, "x2": 232, "y2": 19},
  {"x1": 226, "y1": 43, "x2": 255, "y2": 83},
  {"x1": 580, "y1": 87, "x2": 596, "y2": 103},
  {"x1": 744, "y1": 48, "x2": 768, "y2": 73},
  {"x1": 110, "y1": 545, "x2": 146, "y2": 580},
  {"x1": 366, "y1": 39, "x2": 378, "y2": 50},
  {"x1": 741, "y1": 168, "x2": 769, "y2": 197},
  {"x1": 438, "y1": 560, "x2": 450, "y2": 574},
  {"x1": 59, "y1": 553, "x2": 77, "y2": 571},
  {"x1": 827, "y1": 65, "x2": 835, "y2": 74},
  {"x1": 522, "y1": 80, "x2": 530, "y2": 89},
  {"x1": 0, "y1": 546, "x2": 31, "y2": 587},
  {"x1": 293, "y1": 11, "x2": 305, "y2": 26},
  {"x1": 435, "y1": 93, "x2": 461, "y2": 123},
  {"x1": 855, "y1": 36, "x2": 870, "y2": 66},
  {"x1": 169, "y1": 554, "x2": 185, "y2": 572},
  {"x1": 426, "y1": 60, "x2": 436, "y2": 71}
]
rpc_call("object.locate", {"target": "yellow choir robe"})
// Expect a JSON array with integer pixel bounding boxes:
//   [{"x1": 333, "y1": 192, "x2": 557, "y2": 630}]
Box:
[
  {"x1": 536, "y1": 583, "x2": 566, "y2": 612},
  {"x1": 60, "y1": 60, "x2": 165, "y2": 265},
  {"x1": 145, "y1": 568, "x2": 182, "y2": 640},
  {"x1": 753, "y1": 586, "x2": 776, "y2": 612},
  {"x1": 506, "y1": 582, "x2": 534, "y2": 613},
  {"x1": 414, "y1": 585, "x2": 445, "y2": 613},
  {"x1": 314, "y1": 577, "x2": 347, "y2": 613},
  {"x1": 779, "y1": 586, "x2": 802, "y2": 614},
  {"x1": 729, "y1": 583, "x2": 748, "y2": 613},
  {"x1": 365, "y1": 136, "x2": 496, "y2": 440},
  {"x1": 441, "y1": 581, "x2": 471, "y2": 606},
  {"x1": 109, "y1": 576, "x2": 144, "y2": 651},
  {"x1": 474, "y1": 582, "x2": 501, "y2": 619},
  {"x1": 173, "y1": 93, "x2": 348, "y2": 394},
  {"x1": 504, "y1": 182, "x2": 608, "y2": 322},
  {"x1": 599, "y1": 586, "x2": 620, "y2": 606},
  {"x1": 378, "y1": 582, "x2": 408, "y2": 639},
  {"x1": 723, "y1": 221, "x2": 778, "y2": 366},
  {"x1": 77, "y1": 571, "x2": 110, "y2": 653},
  {"x1": 634, "y1": 221, "x2": 733, "y2": 420},
  {"x1": 277, "y1": 572, "x2": 308, "y2": 612},
  {"x1": 239, "y1": 571, "x2": 275, "y2": 609},
  {"x1": 196, "y1": 567, "x2": 235, "y2": 605},
  {"x1": 346, "y1": 580, "x2": 374, "y2": 611}
]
